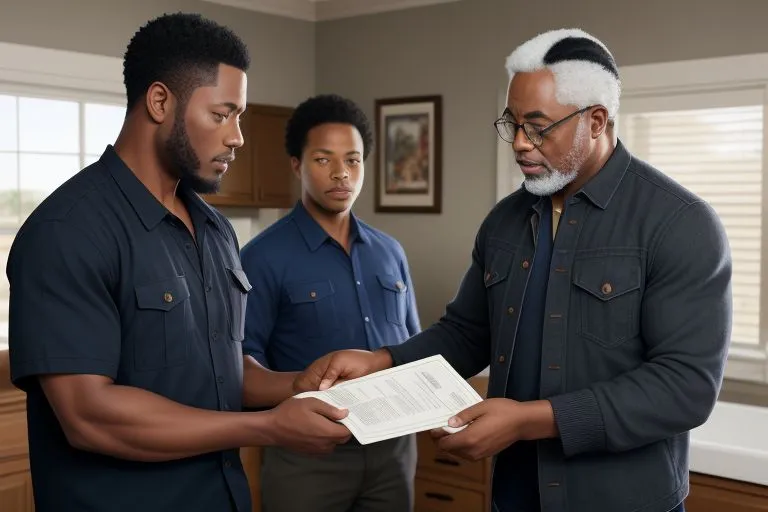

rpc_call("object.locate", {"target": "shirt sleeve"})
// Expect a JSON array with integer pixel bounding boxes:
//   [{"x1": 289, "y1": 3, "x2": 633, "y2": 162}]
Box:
[
  {"x1": 239, "y1": 244, "x2": 280, "y2": 368},
  {"x1": 398, "y1": 246, "x2": 421, "y2": 336},
  {"x1": 7, "y1": 221, "x2": 121, "y2": 391}
]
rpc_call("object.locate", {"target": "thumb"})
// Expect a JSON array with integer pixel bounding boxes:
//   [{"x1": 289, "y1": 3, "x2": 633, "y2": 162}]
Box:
[
  {"x1": 312, "y1": 399, "x2": 349, "y2": 421},
  {"x1": 447, "y1": 402, "x2": 485, "y2": 428},
  {"x1": 319, "y1": 363, "x2": 341, "y2": 391}
]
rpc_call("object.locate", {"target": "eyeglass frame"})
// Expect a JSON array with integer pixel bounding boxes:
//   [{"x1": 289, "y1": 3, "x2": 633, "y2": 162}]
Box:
[{"x1": 493, "y1": 105, "x2": 596, "y2": 147}]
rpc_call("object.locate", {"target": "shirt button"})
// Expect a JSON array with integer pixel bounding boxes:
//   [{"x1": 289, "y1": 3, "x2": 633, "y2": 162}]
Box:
[
  {"x1": 224, "y1": 460, "x2": 232, "y2": 468},
  {"x1": 364, "y1": 317, "x2": 370, "y2": 323},
  {"x1": 356, "y1": 281, "x2": 361, "y2": 286},
  {"x1": 205, "y1": 284, "x2": 212, "y2": 293},
  {"x1": 498, "y1": 355, "x2": 505, "y2": 363},
  {"x1": 223, "y1": 403, "x2": 231, "y2": 410},
  {"x1": 211, "y1": 331, "x2": 218, "y2": 340},
  {"x1": 522, "y1": 260, "x2": 530, "y2": 269},
  {"x1": 507, "y1": 307, "x2": 515, "y2": 315},
  {"x1": 217, "y1": 376, "x2": 224, "y2": 384},
  {"x1": 185, "y1": 243, "x2": 192, "y2": 250},
  {"x1": 601, "y1": 282, "x2": 613, "y2": 295},
  {"x1": 568, "y1": 219, "x2": 577, "y2": 225}
]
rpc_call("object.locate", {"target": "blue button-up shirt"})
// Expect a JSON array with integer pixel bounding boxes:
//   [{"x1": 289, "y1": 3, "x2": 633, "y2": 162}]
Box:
[{"x1": 240, "y1": 202, "x2": 420, "y2": 372}]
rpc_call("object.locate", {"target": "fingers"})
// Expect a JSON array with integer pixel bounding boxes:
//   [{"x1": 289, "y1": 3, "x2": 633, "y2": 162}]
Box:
[{"x1": 430, "y1": 428, "x2": 449, "y2": 440}]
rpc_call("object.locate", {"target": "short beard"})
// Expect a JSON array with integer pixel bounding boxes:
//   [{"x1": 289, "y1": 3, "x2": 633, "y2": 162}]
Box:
[
  {"x1": 165, "y1": 105, "x2": 220, "y2": 195},
  {"x1": 523, "y1": 119, "x2": 589, "y2": 196}
]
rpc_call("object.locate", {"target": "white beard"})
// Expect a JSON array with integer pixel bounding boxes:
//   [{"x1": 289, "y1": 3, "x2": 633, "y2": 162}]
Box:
[{"x1": 522, "y1": 119, "x2": 588, "y2": 196}]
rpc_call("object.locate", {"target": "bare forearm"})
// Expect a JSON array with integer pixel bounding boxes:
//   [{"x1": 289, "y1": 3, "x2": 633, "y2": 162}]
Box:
[
  {"x1": 243, "y1": 355, "x2": 298, "y2": 408},
  {"x1": 61, "y1": 384, "x2": 274, "y2": 462}
]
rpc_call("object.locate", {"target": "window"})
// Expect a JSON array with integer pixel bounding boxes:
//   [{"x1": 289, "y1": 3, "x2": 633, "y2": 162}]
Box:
[
  {"x1": 620, "y1": 103, "x2": 762, "y2": 348},
  {"x1": 496, "y1": 54, "x2": 768, "y2": 383},
  {"x1": 0, "y1": 91, "x2": 125, "y2": 342}
]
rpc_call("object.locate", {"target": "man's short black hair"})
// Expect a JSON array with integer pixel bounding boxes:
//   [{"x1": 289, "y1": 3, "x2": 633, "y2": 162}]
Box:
[
  {"x1": 123, "y1": 12, "x2": 250, "y2": 110},
  {"x1": 285, "y1": 94, "x2": 374, "y2": 160}
]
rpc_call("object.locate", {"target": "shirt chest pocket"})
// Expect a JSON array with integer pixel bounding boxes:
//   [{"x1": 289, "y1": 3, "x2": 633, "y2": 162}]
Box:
[
  {"x1": 572, "y1": 257, "x2": 642, "y2": 348},
  {"x1": 226, "y1": 267, "x2": 252, "y2": 342},
  {"x1": 134, "y1": 275, "x2": 192, "y2": 371},
  {"x1": 286, "y1": 280, "x2": 338, "y2": 339},
  {"x1": 377, "y1": 273, "x2": 408, "y2": 326}
]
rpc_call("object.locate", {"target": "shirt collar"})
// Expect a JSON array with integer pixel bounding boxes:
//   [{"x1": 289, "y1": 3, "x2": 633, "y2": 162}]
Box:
[
  {"x1": 526, "y1": 138, "x2": 631, "y2": 213},
  {"x1": 577, "y1": 139, "x2": 631, "y2": 210},
  {"x1": 102, "y1": 145, "x2": 222, "y2": 232},
  {"x1": 292, "y1": 200, "x2": 368, "y2": 251}
]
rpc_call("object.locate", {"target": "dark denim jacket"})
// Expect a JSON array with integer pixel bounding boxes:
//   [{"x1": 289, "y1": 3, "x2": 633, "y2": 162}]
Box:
[{"x1": 388, "y1": 140, "x2": 732, "y2": 512}]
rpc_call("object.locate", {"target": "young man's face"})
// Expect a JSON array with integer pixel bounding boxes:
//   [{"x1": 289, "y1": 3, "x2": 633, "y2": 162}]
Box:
[
  {"x1": 166, "y1": 63, "x2": 247, "y2": 194},
  {"x1": 294, "y1": 122, "x2": 364, "y2": 215}
]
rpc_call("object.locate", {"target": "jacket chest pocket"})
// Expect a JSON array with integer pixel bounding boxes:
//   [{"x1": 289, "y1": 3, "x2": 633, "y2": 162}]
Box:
[
  {"x1": 226, "y1": 267, "x2": 252, "y2": 342},
  {"x1": 134, "y1": 275, "x2": 192, "y2": 371},
  {"x1": 377, "y1": 273, "x2": 408, "y2": 326},
  {"x1": 286, "y1": 280, "x2": 338, "y2": 338},
  {"x1": 572, "y1": 256, "x2": 642, "y2": 348}
]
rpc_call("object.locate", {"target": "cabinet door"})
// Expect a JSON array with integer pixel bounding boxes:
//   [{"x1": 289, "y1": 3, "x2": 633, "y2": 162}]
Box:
[
  {"x1": 249, "y1": 105, "x2": 296, "y2": 208},
  {"x1": 240, "y1": 447, "x2": 262, "y2": 512},
  {"x1": 208, "y1": 108, "x2": 257, "y2": 207},
  {"x1": 0, "y1": 469, "x2": 34, "y2": 512},
  {"x1": 687, "y1": 473, "x2": 768, "y2": 512}
]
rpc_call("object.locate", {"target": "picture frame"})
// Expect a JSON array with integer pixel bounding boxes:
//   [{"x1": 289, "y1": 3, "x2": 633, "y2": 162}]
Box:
[{"x1": 374, "y1": 95, "x2": 442, "y2": 213}]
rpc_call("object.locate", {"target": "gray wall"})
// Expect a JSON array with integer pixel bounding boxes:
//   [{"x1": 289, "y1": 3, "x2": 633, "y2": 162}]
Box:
[
  {"x1": 316, "y1": 0, "x2": 768, "y2": 326},
  {"x1": 0, "y1": 0, "x2": 315, "y2": 107},
  {"x1": 0, "y1": 0, "x2": 315, "y2": 241}
]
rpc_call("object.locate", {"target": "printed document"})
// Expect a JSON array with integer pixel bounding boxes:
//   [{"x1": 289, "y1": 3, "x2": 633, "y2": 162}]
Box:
[{"x1": 295, "y1": 355, "x2": 483, "y2": 445}]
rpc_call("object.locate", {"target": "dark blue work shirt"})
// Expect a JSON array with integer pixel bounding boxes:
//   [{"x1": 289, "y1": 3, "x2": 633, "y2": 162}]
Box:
[
  {"x1": 493, "y1": 198, "x2": 553, "y2": 512},
  {"x1": 7, "y1": 146, "x2": 252, "y2": 512},
  {"x1": 240, "y1": 201, "x2": 420, "y2": 372}
]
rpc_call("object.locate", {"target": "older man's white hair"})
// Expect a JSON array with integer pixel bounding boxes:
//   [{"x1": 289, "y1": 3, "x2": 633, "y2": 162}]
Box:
[{"x1": 505, "y1": 28, "x2": 621, "y2": 119}]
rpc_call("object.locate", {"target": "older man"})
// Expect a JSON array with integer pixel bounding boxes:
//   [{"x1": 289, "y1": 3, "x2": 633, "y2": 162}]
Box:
[{"x1": 295, "y1": 28, "x2": 732, "y2": 512}]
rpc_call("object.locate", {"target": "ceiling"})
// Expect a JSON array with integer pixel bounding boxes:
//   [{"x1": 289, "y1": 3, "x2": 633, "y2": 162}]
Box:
[{"x1": 199, "y1": 0, "x2": 461, "y2": 21}]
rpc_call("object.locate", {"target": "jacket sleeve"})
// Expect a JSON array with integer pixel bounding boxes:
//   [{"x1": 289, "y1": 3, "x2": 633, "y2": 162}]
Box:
[
  {"x1": 549, "y1": 201, "x2": 732, "y2": 456},
  {"x1": 386, "y1": 227, "x2": 492, "y2": 379}
]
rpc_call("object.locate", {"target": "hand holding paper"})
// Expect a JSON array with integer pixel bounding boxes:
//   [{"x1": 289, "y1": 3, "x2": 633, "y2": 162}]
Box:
[
  {"x1": 429, "y1": 397, "x2": 560, "y2": 461},
  {"x1": 294, "y1": 355, "x2": 483, "y2": 445}
]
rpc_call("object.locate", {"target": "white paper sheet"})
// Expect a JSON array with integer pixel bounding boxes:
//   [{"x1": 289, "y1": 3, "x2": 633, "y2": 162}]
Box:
[{"x1": 295, "y1": 355, "x2": 483, "y2": 445}]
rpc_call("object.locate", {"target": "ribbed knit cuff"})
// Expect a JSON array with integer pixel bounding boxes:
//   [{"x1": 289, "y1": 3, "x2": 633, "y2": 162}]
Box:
[{"x1": 548, "y1": 389, "x2": 606, "y2": 457}]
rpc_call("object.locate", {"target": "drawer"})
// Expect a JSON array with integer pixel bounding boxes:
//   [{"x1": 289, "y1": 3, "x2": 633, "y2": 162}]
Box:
[
  {"x1": 415, "y1": 477, "x2": 486, "y2": 512},
  {"x1": 417, "y1": 432, "x2": 486, "y2": 484}
]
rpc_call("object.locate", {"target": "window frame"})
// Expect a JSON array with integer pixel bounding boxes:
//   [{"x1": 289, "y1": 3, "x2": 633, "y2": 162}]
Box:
[
  {"x1": 495, "y1": 52, "x2": 768, "y2": 383},
  {"x1": 0, "y1": 42, "x2": 126, "y2": 349}
]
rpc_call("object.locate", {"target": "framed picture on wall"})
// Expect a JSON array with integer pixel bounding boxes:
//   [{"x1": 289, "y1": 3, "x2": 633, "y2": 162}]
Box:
[{"x1": 374, "y1": 95, "x2": 442, "y2": 213}]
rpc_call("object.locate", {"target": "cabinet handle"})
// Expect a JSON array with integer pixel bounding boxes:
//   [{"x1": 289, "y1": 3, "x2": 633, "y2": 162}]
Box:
[
  {"x1": 434, "y1": 457, "x2": 460, "y2": 467},
  {"x1": 425, "y1": 492, "x2": 454, "y2": 502}
]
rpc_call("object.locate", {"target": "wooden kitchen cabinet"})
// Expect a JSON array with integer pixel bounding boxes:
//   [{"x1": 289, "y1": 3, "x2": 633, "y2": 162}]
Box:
[
  {"x1": 687, "y1": 473, "x2": 768, "y2": 512},
  {"x1": 202, "y1": 104, "x2": 298, "y2": 209},
  {"x1": 414, "y1": 376, "x2": 492, "y2": 512},
  {"x1": 0, "y1": 351, "x2": 34, "y2": 512}
]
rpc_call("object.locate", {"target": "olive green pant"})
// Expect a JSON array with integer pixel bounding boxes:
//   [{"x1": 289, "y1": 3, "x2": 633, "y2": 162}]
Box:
[{"x1": 260, "y1": 435, "x2": 417, "y2": 512}]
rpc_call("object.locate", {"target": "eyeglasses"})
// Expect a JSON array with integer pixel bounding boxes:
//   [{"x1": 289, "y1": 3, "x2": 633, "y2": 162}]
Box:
[{"x1": 494, "y1": 106, "x2": 594, "y2": 147}]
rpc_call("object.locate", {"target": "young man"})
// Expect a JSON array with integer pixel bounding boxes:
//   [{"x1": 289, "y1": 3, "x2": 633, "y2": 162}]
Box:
[
  {"x1": 6, "y1": 13, "x2": 350, "y2": 512},
  {"x1": 296, "y1": 29, "x2": 732, "y2": 512},
  {"x1": 240, "y1": 94, "x2": 421, "y2": 512}
]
